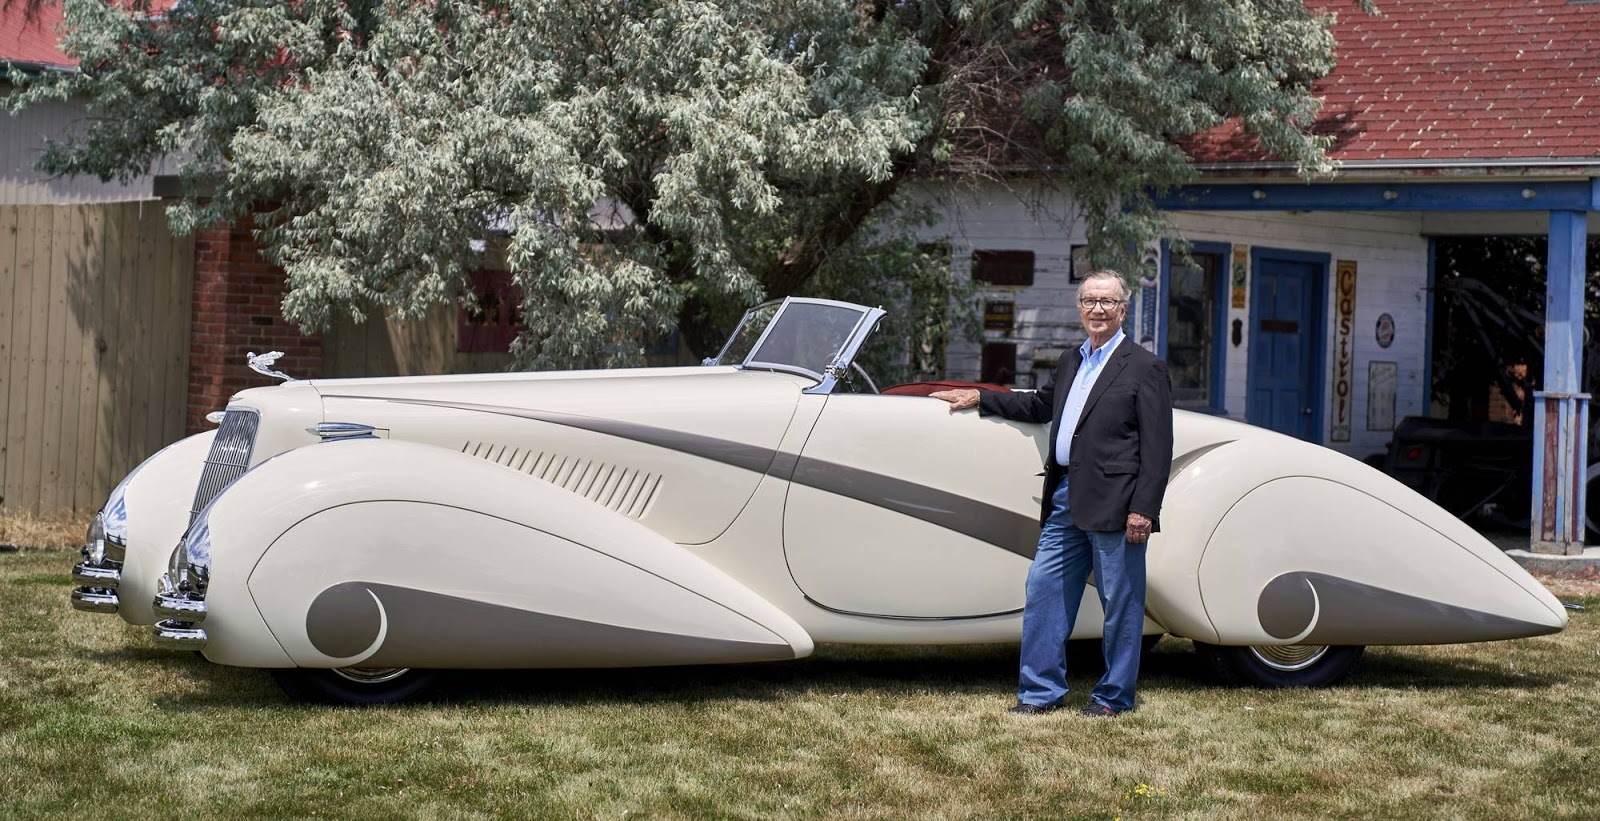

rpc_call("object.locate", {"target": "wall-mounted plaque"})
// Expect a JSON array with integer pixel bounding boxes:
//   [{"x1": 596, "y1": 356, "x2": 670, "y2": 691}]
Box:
[{"x1": 983, "y1": 299, "x2": 1016, "y2": 332}]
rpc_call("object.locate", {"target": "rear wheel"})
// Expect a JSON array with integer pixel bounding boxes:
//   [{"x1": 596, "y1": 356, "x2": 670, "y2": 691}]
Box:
[
  {"x1": 270, "y1": 666, "x2": 437, "y2": 705},
  {"x1": 1195, "y1": 642, "x2": 1364, "y2": 688}
]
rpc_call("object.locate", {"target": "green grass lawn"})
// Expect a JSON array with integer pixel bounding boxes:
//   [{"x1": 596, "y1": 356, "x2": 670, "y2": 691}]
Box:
[{"x1": 3, "y1": 548, "x2": 1597, "y2": 819}]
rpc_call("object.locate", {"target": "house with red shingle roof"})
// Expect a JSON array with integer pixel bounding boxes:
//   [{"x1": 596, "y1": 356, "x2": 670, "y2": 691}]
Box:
[
  {"x1": 0, "y1": 0, "x2": 174, "y2": 203},
  {"x1": 922, "y1": 0, "x2": 1598, "y2": 552},
  {"x1": 0, "y1": 0, "x2": 75, "y2": 73},
  {"x1": 1199, "y1": 0, "x2": 1599, "y2": 167}
]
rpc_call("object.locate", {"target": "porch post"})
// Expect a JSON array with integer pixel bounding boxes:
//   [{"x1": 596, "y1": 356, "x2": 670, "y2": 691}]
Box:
[{"x1": 1531, "y1": 209, "x2": 1589, "y2": 555}]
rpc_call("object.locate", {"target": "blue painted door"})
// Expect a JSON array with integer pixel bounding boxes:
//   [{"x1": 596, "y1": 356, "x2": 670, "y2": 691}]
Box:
[{"x1": 1248, "y1": 257, "x2": 1319, "y2": 440}]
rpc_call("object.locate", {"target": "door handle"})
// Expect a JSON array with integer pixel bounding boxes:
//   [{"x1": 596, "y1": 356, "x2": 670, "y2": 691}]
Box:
[{"x1": 1301, "y1": 407, "x2": 1312, "y2": 415}]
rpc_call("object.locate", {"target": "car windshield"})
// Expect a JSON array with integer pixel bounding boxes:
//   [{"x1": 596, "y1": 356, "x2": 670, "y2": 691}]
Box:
[
  {"x1": 710, "y1": 297, "x2": 882, "y2": 383},
  {"x1": 715, "y1": 302, "x2": 780, "y2": 366}
]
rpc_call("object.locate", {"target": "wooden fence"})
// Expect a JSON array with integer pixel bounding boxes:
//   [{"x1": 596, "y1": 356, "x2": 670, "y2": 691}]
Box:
[{"x1": 0, "y1": 203, "x2": 194, "y2": 514}]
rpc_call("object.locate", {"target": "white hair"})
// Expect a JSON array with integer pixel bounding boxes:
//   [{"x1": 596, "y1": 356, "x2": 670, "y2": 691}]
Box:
[{"x1": 1080, "y1": 269, "x2": 1130, "y2": 301}]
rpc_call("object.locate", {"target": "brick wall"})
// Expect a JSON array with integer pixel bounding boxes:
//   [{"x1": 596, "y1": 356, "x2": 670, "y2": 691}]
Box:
[{"x1": 186, "y1": 216, "x2": 322, "y2": 434}]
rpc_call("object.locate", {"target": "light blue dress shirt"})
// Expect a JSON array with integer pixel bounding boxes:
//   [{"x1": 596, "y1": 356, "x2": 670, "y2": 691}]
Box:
[{"x1": 1053, "y1": 328, "x2": 1125, "y2": 467}]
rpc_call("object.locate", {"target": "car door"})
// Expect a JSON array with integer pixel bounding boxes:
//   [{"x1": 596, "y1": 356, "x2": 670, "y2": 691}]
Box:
[{"x1": 781, "y1": 392, "x2": 1045, "y2": 618}]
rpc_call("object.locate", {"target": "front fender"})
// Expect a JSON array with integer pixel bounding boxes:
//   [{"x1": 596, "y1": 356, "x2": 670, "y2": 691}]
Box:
[
  {"x1": 116, "y1": 431, "x2": 215, "y2": 624},
  {"x1": 199, "y1": 438, "x2": 813, "y2": 669}
]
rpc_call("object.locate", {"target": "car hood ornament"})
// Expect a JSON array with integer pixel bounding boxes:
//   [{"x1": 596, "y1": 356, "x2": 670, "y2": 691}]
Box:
[{"x1": 246, "y1": 351, "x2": 295, "y2": 382}]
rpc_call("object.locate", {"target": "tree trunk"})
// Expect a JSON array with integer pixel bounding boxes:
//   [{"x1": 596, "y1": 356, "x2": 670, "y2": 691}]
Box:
[{"x1": 677, "y1": 294, "x2": 732, "y2": 362}]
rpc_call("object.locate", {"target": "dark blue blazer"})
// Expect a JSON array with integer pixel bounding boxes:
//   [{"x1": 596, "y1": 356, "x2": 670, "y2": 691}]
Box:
[{"x1": 979, "y1": 340, "x2": 1173, "y2": 532}]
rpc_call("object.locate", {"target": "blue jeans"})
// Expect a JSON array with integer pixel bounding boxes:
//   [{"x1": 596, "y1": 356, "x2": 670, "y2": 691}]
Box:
[{"x1": 1017, "y1": 476, "x2": 1147, "y2": 712}]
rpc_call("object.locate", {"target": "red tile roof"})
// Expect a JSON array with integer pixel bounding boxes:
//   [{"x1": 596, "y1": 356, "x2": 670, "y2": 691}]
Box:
[
  {"x1": 1, "y1": 0, "x2": 73, "y2": 69},
  {"x1": 1, "y1": 0, "x2": 177, "y2": 71},
  {"x1": 8, "y1": 0, "x2": 1595, "y2": 166},
  {"x1": 1189, "y1": 0, "x2": 1600, "y2": 165}
]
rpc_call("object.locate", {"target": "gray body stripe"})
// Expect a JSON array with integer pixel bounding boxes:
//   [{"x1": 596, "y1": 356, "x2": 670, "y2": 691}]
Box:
[
  {"x1": 791, "y1": 458, "x2": 1038, "y2": 558},
  {"x1": 306, "y1": 582, "x2": 795, "y2": 668},
  {"x1": 767, "y1": 450, "x2": 801, "y2": 481},
  {"x1": 339, "y1": 396, "x2": 781, "y2": 475},
  {"x1": 1257, "y1": 571, "x2": 1562, "y2": 644},
  {"x1": 331, "y1": 395, "x2": 1040, "y2": 558}
]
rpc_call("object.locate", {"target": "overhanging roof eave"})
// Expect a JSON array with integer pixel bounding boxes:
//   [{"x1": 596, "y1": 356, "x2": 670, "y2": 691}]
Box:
[
  {"x1": 0, "y1": 59, "x2": 78, "y2": 78},
  {"x1": 1194, "y1": 157, "x2": 1600, "y2": 175}
]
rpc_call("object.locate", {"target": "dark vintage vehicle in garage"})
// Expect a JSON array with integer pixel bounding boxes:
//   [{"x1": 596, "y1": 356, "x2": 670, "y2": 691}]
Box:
[{"x1": 1380, "y1": 415, "x2": 1600, "y2": 540}]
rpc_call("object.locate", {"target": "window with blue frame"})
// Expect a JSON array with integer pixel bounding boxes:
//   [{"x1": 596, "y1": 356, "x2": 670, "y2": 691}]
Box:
[{"x1": 1165, "y1": 249, "x2": 1226, "y2": 410}]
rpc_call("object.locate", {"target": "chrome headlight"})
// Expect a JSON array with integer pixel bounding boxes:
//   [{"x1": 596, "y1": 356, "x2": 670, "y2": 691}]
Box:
[
  {"x1": 163, "y1": 510, "x2": 213, "y2": 599},
  {"x1": 103, "y1": 484, "x2": 130, "y2": 545},
  {"x1": 82, "y1": 513, "x2": 108, "y2": 567},
  {"x1": 85, "y1": 512, "x2": 106, "y2": 547},
  {"x1": 99, "y1": 438, "x2": 177, "y2": 549},
  {"x1": 168, "y1": 494, "x2": 216, "y2": 591},
  {"x1": 95, "y1": 465, "x2": 137, "y2": 548},
  {"x1": 85, "y1": 470, "x2": 133, "y2": 564},
  {"x1": 183, "y1": 516, "x2": 212, "y2": 576}
]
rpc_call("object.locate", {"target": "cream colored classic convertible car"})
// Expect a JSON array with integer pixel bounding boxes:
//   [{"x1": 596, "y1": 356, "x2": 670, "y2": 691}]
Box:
[{"x1": 71, "y1": 297, "x2": 1566, "y2": 704}]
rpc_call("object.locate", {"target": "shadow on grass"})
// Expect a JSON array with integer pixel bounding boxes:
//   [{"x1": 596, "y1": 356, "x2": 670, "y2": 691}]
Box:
[
  {"x1": 140, "y1": 635, "x2": 1560, "y2": 710},
  {"x1": 152, "y1": 643, "x2": 1024, "y2": 710},
  {"x1": 1353, "y1": 649, "x2": 1562, "y2": 689},
  {"x1": 446, "y1": 654, "x2": 1018, "y2": 707},
  {"x1": 84, "y1": 645, "x2": 205, "y2": 664}
]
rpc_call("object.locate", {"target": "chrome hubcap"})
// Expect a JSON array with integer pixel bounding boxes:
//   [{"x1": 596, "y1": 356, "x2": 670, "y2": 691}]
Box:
[
  {"x1": 331, "y1": 666, "x2": 411, "y2": 685},
  {"x1": 1248, "y1": 644, "x2": 1330, "y2": 672}
]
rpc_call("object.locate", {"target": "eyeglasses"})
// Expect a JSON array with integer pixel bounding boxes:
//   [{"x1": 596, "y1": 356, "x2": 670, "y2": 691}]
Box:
[{"x1": 1077, "y1": 297, "x2": 1126, "y2": 311}]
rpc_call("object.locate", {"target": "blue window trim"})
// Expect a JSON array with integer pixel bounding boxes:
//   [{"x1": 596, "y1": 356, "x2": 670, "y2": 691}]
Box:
[
  {"x1": 1152, "y1": 180, "x2": 1600, "y2": 213},
  {"x1": 1156, "y1": 240, "x2": 1171, "y2": 358},
  {"x1": 1245, "y1": 246, "x2": 1331, "y2": 443},
  {"x1": 1159, "y1": 240, "x2": 1231, "y2": 415}
]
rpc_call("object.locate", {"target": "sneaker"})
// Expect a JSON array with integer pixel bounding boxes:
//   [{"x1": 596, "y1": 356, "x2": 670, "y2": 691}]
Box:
[
  {"x1": 1079, "y1": 702, "x2": 1121, "y2": 718},
  {"x1": 1007, "y1": 701, "x2": 1064, "y2": 715}
]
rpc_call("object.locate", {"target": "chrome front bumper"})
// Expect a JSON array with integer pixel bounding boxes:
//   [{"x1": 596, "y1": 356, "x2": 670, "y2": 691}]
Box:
[
  {"x1": 153, "y1": 620, "x2": 208, "y2": 649},
  {"x1": 70, "y1": 588, "x2": 120, "y2": 614},
  {"x1": 71, "y1": 562, "x2": 121, "y2": 586},
  {"x1": 150, "y1": 571, "x2": 208, "y2": 650},
  {"x1": 69, "y1": 536, "x2": 123, "y2": 614},
  {"x1": 153, "y1": 592, "x2": 207, "y2": 620}
]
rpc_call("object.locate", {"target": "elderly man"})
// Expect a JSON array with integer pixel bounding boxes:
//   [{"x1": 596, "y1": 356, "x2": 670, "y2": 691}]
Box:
[{"x1": 932, "y1": 270, "x2": 1173, "y2": 717}]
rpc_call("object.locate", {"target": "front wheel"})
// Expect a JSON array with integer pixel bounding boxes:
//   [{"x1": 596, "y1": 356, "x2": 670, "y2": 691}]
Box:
[
  {"x1": 1194, "y1": 643, "x2": 1364, "y2": 688},
  {"x1": 270, "y1": 666, "x2": 437, "y2": 706}
]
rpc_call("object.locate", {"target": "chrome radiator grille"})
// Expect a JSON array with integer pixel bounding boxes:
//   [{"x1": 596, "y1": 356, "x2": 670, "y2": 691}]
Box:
[{"x1": 189, "y1": 409, "x2": 260, "y2": 524}]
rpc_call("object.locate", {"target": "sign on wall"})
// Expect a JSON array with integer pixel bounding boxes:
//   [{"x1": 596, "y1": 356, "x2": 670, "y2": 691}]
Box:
[
  {"x1": 1230, "y1": 244, "x2": 1249, "y2": 309},
  {"x1": 983, "y1": 300, "x2": 1016, "y2": 332},
  {"x1": 1068, "y1": 244, "x2": 1091, "y2": 282},
  {"x1": 1331, "y1": 259, "x2": 1358, "y2": 442},
  {"x1": 1138, "y1": 244, "x2": 1160, "y2": 352},
  {"x1": 1375, "y1": 312, "x2": 1395, "y2": 348},
  {"x1": 1368, "y1": 361, "x2": 1397, "y2": 431}
]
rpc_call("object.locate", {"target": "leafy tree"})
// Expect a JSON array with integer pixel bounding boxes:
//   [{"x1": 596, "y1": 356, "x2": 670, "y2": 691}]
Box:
[
  {"x1": 9, "y1": 0, "x2": 1350, "y2": 367},
  {"x1": 800, "y1": 203, "x2": 979, "y2": 387}
]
